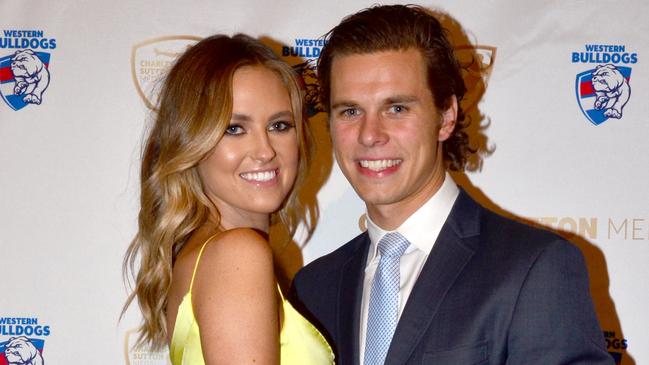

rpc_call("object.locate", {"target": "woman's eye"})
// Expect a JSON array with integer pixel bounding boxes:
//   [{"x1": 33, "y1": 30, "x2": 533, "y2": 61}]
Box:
[
  {"x1": 269, "y1": 121, "x2": 294, "y2": 132},
  {"x1": 225, "y1": 124, "x2": 244, "y2": 135}
]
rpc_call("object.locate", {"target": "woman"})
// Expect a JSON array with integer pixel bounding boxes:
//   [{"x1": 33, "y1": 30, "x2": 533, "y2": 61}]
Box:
[{"x1": 123, "y1": 34, "x2": 334, "y2": 364}]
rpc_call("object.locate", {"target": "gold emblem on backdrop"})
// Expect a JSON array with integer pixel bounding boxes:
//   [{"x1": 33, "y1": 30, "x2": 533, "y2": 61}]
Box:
[
  {"x1": 455, "y1": 45, "x2": 497, "y2": 112},
  {"x1": 123, "y1": 328, "x2": 171, "y2": 365},
  {"x1": 131, "y1": 36, "x2": 202, "y2": 109}
]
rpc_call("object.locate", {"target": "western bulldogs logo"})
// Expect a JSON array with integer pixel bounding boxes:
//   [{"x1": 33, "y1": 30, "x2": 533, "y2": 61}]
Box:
[
  {"x1": 1, "y1": 336, "x2": 45, "y2": 365},
  {"x1": 10, "y1": 50, "x2": 50, "y2": 104},
  {"x1": 1, "y1": 29, "x2": 56, "y2": 111},
  {"x1": 0, "y1": 316, "x2": 50, "y2": 364},
  {"x1": 576, "y1": 65, "x2": 631, "y2": 125},
  {"x1": 0, "y1": 50, "x2": 51, "y2": 111},
  {"x1": 572, "y1": 43, "x2": 637, "y2": 126},
  {"x1": 592, "y1": 64, "x2": 630, "y2": 118}
]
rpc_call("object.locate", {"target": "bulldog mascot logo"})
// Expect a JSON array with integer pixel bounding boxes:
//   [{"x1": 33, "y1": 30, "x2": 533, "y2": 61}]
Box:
[
  {"x1": 591, "y1": 64, "x2": 631, "y2": 119},
  {"x1": 576, "y1": 64, "x2": 632, "y2": 126},
  {"x1": 3, "y1": 336, "x2": 45, "y2": 365},
  {"x1": 10, "y1": 49, "x2": 51, "y2": 105},
  {"x1": 0, "y1": 49, "x2": 51, "y2": 111}
]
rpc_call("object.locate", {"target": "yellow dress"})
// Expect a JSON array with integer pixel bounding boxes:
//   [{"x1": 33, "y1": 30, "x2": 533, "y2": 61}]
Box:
[{"x1": 169, "y1": 237, "x2": 335, "y2": 365}]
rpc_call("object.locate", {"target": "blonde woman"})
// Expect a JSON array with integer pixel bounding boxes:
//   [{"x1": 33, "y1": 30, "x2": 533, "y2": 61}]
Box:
[{"x1": 123, "y1": 34, "x2": 334, "y2": 364}]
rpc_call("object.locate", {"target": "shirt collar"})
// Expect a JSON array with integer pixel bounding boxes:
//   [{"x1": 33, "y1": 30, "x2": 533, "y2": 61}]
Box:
[{"x1": 366, "y1": 172, "x2": 459, "y2": 261}]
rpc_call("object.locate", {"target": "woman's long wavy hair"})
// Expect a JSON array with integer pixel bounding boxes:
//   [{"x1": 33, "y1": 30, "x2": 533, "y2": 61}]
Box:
[{"x1": 122, "y1": 34, "x2": 313, "y2": 350}]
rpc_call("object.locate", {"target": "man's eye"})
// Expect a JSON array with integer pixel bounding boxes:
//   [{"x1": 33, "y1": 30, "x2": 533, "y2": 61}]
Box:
[
  {"x1": 389, "y1": 105, "x2": 406, "y2": 113},
  {"x1": 269, "y1": 121, "x2": 294, "y2": 132},
  {"x1": 225, "y1": 124, "x2": 244, "y2": 135},
  {"x1": 342, "y1": 108, "x2": 359, "y2": 117}
]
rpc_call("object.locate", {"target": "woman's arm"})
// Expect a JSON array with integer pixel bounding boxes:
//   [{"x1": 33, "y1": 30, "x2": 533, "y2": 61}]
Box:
[{"x1": 193, "y1": 228, "x2": 279, "y2": 364}]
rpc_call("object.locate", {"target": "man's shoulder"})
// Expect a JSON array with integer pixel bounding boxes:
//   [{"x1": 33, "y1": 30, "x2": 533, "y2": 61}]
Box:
[
  {"x1": 300, "y1": 231, "x2": 368, "y2": 275},
  {"x1": 483, "y1": 206, "x2": 558, "y2": 239},
  {"x1": 295, "y1": 232, "x2": 369, "y2": 281},
  {"x1": 470, "y1": 204, "x2": 585, "y2": 274},
  {"x1": 455, "y1": 190, "x2": 570, "y2": 253},
  {"x1": 488, "y1": 207, "x2": 562, "y2": 241},
  {"x1": 451, "y1": 192, "x2": 590, "y2": 290}
]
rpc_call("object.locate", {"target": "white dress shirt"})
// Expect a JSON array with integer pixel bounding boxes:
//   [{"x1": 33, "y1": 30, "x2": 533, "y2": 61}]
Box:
[{"x1": 358, "y1": 173, "x2": 459, "y2": 364}]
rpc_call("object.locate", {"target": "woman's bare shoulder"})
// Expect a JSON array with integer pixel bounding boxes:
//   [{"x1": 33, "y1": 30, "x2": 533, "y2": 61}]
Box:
[
  {"x1": 199, "y1": 227, "x2": 273, "y2": 269},
  {"x1": 191, "y1": 228, "x2": 279, "y2": 363},
  {"x1": 191, "y1": 227, "x2": 276, "y2": 303}
]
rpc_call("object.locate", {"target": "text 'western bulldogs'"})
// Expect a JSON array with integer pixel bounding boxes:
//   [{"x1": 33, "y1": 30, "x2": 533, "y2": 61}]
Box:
[
  {"x1": 572, "y1": 44, "x2": 637, "y2": 64},
  {"x1": 282, "y1": 38, "x2": 327, "y2": 59},
  {"x1": 0, "y1": 317, "x2": 51, "y2": 337},
  {"x1": 1, "y1": 30, "x2": 57, "y2": 50}
]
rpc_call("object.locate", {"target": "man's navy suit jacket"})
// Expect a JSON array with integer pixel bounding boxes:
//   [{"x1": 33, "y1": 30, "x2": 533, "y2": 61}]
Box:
[{"x1": 292, "y1": 190, "x2": 613, "y2": 364}]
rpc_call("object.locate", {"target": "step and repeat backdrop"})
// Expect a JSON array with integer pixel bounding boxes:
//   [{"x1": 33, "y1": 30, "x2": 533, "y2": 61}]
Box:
[{"x1": 1, "y1": 0, "x2": 647, "y2": 363}]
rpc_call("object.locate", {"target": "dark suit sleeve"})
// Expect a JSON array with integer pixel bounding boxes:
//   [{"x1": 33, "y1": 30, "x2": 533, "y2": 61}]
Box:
[
  {"x1": 290, "y1": 267, "x2": 316, "y2": 314},
  {"x1": 288, "y1": 270, "x2": 310, "y2": 315},
  {"x1": 289, "y1": 269, "x2": 311, "y2": 320},
  {"x1": 289, "y1": 264, "x2": 337, "y2": 345},
  {"x1": 506, "y1": 239, "x2": 613, "y2": 364}
]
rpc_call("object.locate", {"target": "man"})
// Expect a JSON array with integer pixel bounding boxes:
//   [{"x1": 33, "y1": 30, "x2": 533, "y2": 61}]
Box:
[{"x1": 292, "y1": 5, "x2": 613, "y2": 365}]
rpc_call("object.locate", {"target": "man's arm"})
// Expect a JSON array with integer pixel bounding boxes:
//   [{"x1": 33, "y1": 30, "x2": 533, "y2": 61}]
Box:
[{"x1": 506, "y1": 239, "x2": 613, "y2": 364}]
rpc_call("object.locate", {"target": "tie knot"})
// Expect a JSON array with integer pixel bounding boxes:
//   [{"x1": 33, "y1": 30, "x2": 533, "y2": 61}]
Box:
[{"x1": 377, "y1": 232, "x2": 410, "y2": 258}]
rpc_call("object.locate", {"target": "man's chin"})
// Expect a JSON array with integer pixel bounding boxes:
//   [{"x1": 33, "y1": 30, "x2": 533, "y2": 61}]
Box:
[{"x1": 356, "y1": 191, "x2": 398, "y2": 208}]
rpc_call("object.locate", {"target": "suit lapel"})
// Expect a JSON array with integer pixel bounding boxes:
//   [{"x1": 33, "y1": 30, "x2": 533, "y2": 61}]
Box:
[
  {"x1": 337, "y1": 233, "x2": 370, "y2": 365},
  {"x1": 385, "y1": 190, "x2": 481, "y2": 364}
]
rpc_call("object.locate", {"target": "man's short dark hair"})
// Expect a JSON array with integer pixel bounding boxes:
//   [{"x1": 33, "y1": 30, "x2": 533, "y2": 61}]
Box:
[{"x1": 318, "y1": 4, "x2": 473, "y2": 171}]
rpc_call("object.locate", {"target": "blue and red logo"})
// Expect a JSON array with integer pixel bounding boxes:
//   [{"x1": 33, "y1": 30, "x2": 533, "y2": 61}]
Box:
[
  {"x1": 0, "y1": 315, "x2": 50, "y2": 365},
  {"x1": 0, "y1": 337, "x2": 45, "y2": 365},
  {"x1": 0, "y1": 50, "x2": 51, "y2": 111},
  {"x1": 1, "y1": 29, "x2": 56, "y2": 111},
  {"x1": 576, "y1": 65, "x2": 631, "y2": 126},
  {"x1": 572, "y1": 44, "x2": 637, "y2": 126}
]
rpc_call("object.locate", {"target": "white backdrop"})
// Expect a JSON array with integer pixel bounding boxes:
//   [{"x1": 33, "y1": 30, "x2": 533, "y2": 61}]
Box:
[{"x1": 1, "y1": 1, "x2": 646, "y2": 364}]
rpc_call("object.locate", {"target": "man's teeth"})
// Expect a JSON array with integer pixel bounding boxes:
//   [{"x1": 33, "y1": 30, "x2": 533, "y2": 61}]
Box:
[
  {"x1": 241, "y1": 170, "x2": 276, "y2": 182},
  {"x1": 359, "y1": 159, "x2": 401, "y2": 171}
]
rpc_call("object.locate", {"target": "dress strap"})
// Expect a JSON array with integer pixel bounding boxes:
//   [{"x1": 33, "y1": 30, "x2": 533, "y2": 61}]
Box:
[
  {"x1": 276, "y1": 283, "x2": 285, "y2": 301},
  {"x1": 188, "y1": 233, "x2": 221, "y2": 294}
]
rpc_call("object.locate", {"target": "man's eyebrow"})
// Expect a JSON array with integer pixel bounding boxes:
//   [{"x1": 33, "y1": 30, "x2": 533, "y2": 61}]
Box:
[
  {"x1": 331, "y1": 101, "x2": 358, "y2": 110},
  {"x1": 330, "y1": 95, "x2": 420, "y2": 111},
  {"x1": 385, "y1": 95, "x2": 419, "y2": 104}
]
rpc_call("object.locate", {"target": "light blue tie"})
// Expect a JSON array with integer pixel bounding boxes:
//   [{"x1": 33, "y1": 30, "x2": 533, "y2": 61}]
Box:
[{"x1": 364, "y1": 232, "x2": 410, "y2": 365}]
